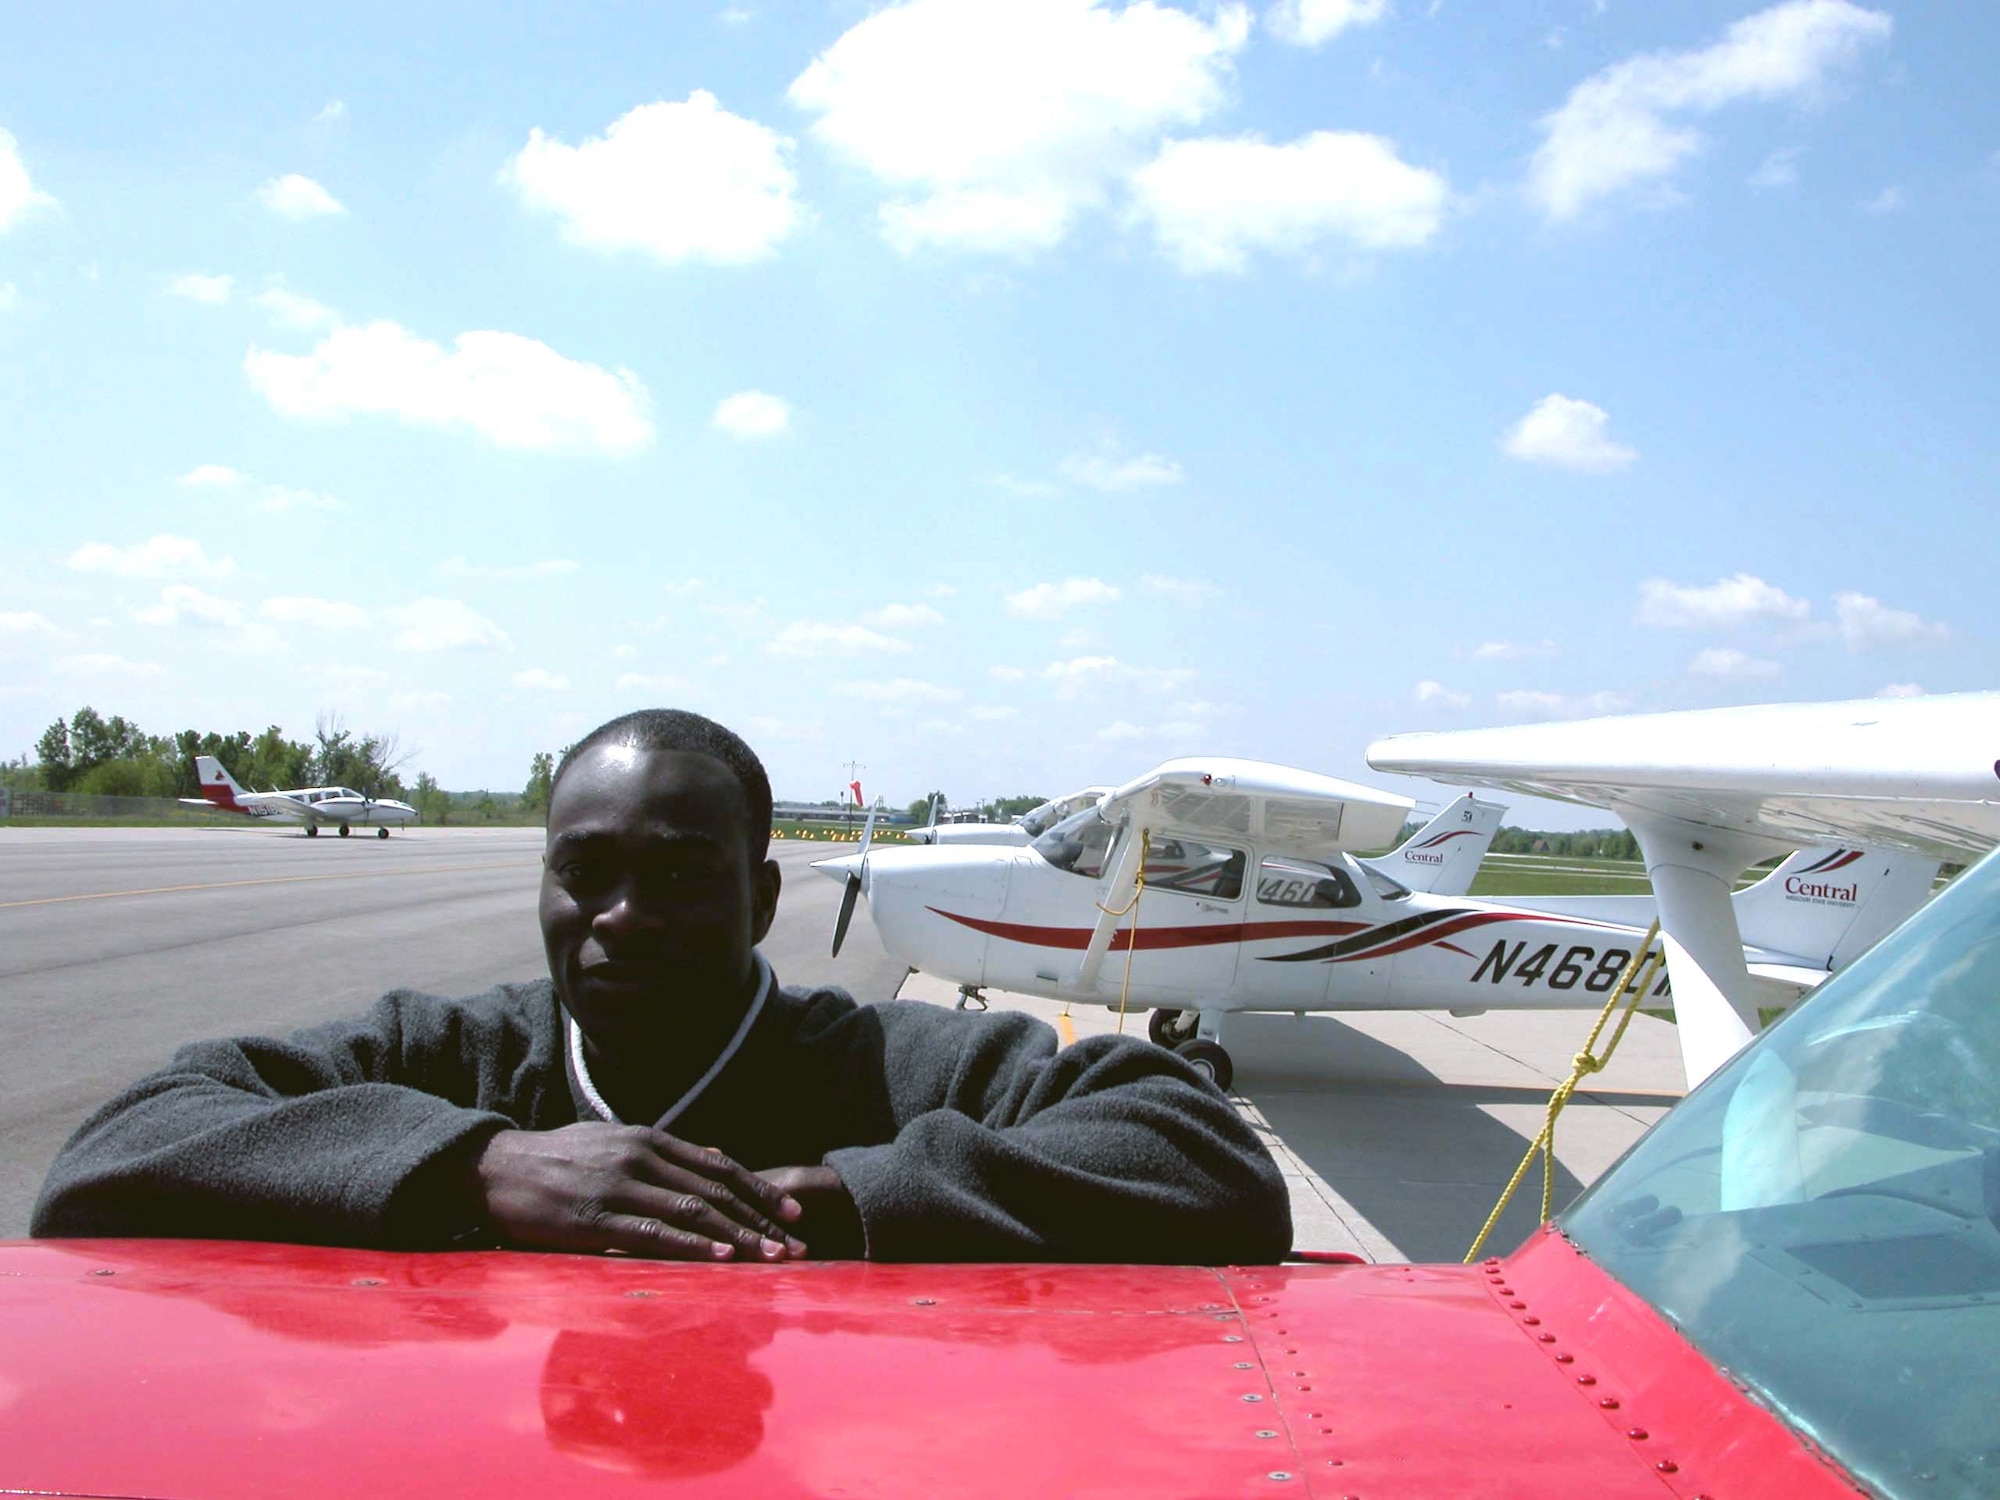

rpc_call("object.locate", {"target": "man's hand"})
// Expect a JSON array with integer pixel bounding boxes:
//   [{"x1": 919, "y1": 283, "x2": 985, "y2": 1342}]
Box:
[
  {"x1": 759, "y1": 1165, "x2": 864, "y2": 1259},
  {"x1": 473, "y1": 1124, "x2": 808, "y2": 1261}
]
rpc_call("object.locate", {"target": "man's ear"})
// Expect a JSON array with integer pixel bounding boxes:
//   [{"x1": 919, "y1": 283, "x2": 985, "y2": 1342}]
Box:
[{"x1": 750, "y1": 858, "x2": 781, "y2": 945}]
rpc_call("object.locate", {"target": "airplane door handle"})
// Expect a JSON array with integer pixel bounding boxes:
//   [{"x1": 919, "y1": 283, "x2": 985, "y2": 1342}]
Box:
[{"x1": 1197, "y1": 901, "x2": 1228, "y2": 913}]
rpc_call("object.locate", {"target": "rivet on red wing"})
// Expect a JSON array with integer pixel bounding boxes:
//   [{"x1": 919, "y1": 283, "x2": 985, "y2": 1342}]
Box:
[
  {"x1": 1243, "y1": 1394, "x2": 1265, "y2": 1403},
  {"x1": 1223, "y1": 1334, "x2": 1244, "y2": 1342},
  {"x1": 1255, "y1": 1430, "x2": 1279, "y2": 1439},
  {"x1": 1628, "y1": 1428, "x2": 1649, "y2": 1441},
  {"x1": 1234, "y1": 1362, "x2": 1256, "y2": 1369},
  {"x1": 624, "y1": 1289, "x2": 657, "y2": 1299},
  {"x1": 88, "y1": 1269, "x2": 115, "y2": 1277},
  {"x1": 1508, "y1": 1300, "x2": 1527, "y2": 1309},
  {"x1": 1537, "y1": 1334, "x2": 1558, "y2": 1343},
  {"x1": 1576, "y1": 1374, "x2": 1596, "y2": 1385},
  {"x1": 1266, "y1": 1472, "x2": 1293, "y2": 1482},
  {"x1": 1656, "y1": 1460, "x2": 1679, "y2": 1473},
  {"x1": 912, "y1": 1298, "x2": 936, "y2": 1306},
  {"x1": 1554, "y1": 1353, "x2": 1574, "y2": 1364},
  {"x1": 1599, "y1": 1397, "x2": 1620, "y2": 1410},
  {"x1": 1522, "y1": 1314, "x2": 1540, "y2": 1324},
  {"x1": 350, "y1": 1278, "x2": 383, "y2": 1287}
]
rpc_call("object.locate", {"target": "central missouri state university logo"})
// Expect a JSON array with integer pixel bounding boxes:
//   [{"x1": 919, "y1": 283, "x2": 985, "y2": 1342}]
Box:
[
  {"x1": 1783, "y1": 848, "x2": 1863, "y2": 904},
  {"x1": 1400, "y1": 828, "x2": 1482, "y2": 867}
]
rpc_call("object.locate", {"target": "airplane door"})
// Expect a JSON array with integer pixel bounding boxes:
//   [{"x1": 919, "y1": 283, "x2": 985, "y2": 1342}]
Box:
[{"x1": 1105, "y1": 831, "x2": 1247, "y2": 1001}]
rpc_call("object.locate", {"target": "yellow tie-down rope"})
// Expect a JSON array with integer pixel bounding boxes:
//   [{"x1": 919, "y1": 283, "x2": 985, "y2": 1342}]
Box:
[
  {"x1": 1091, "y1": 832, "x2": 1151, "y2": 1036},
  {"x1": 1463, "y1": 920, "x2": 1665, "y2": 1263}
]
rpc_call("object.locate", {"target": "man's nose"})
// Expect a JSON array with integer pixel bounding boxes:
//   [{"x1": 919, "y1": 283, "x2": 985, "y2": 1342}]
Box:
[{"x1": 592, "y1": 886, "x2": 666, "y2": 943}]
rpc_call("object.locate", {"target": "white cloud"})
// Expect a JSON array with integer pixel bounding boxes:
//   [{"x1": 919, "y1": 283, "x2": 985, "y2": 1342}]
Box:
[
  {"x1": 1529, "y1": 0, "x2": 1892, "y2": 220},
  {"x1": 133, "y1": 584, "x2": 245, "y2": 629},
  {"x1": 610, "y1": 643, "x2": 638, "y2": 659},
  {"x1": 258, "y1": 173, "x2": 345, "y2": 219},
  {"x1": 1415, "y1": 679, "x2": 1470, "y2": 708},
  {"x1": 166, "y1": 273, "x2": 233, "y2": 304},
  {"x1": 260, "y1": 595, "x2": 370, "y2": 630},
  {"x1": 255, "y1": 287, "x2": 339, "y2": 331},
  {"x1": 1860, "y1": 183, "x2": 1904, "y2": 214},
  {"x1": 711, "y1": 389, "x2": 792, "y2": 439},
  {"x1": 0, "y1": 282, "x2": 17, "y2": 313},
  {"x1": 512, "y1": 668, "x2": 571, "y2": 693},
  {"x1": 177, "y1": 464, "x2": 246, "y2": 489},
  {"x1": 0, "y1": 128, "x2": 56, "y2": 231},
  {"x1": 1876, "y1": 682, "x2": 1925, "y2": 698},
  {"x1": 1005, "y1": 576, "x2": 1121, "y2": 620},
  {"x1": 57, "y1": 654, "x2": 165, "y2": 678},
  {"x1": 507, "y1": 93, "x2": 801, "y2": 265},
  {"x1": 1834, "y1": 591, "x2": 1947, "y2": 650},
  {"x1": 1266, "y1": 0, "x2": 1389, "y2": 48},
  {"x1": 862, "y1": 602, "x2": 946, "y2": 629},
  {"x1": 924, "y1": 583, "x2": 957, "y2": 599},
  {"x1": 1501, "y1": 393, "x2": 1636, "y2": 473},
  {"x1": 312, "y1": 100, "x2": 347, "y2": 126},
  {"x1": 391, "y1": 689, "x2": 451, "y2": 712},
  {"x1": 384, "y1": 598, "x2": 512, "y2": 653},
  {"x1": 1042, "y1": 654, "x2": 1193, "y2": 699},
  {"x1": 765, "y1": 620, "x2": 912, "y2": 658},
  {"x1": 1057, "y1": 449, "x2": 1184, "y2": 491},
  {"x1": 1097, "y1": 718, "x2": 1206, "y2": 742},
  {"x1": 1139, "y1": 574, "x2": 1222, "y2": 606},
  {"x1": 836, "y1": 677, "x2": 963, "y2": 704},
  {"x1": 69, "y1": 535, "x2": 238, "y2": 579},
  {"x1": 615, "y1": 672, "x2": 699, "y2": 696},
  {"x1": 1465, "y1": 639, "x2": 1558, "y2": 662},
  {"x1": 1636, "y1": 573, "x2": 1810, "y2": 629},
  {"x1": 437, "y1": 556, "x2": 581, "y2": 580},
  {"x1": 0, "y1": 610, "x2": 59, "y2": 636},
  {"x1": 1749, "y1": 145, "x2": 1801, "y2": 188},
  {"x1": 245, "y1": 320, "x2": 652, "y2": 455},
  {"x1": 251, "y1": 484, "x2": 344, "y2": 515},
  {"x1": 1131, "y1": 130, "x2": 1447, "y2": 273},
  {"x1": 1689, "y1": 646, "x2": 1780, "y2": 679},
  {"x1": 1496, "y1": 688, "x2": 1630, "y2": 719},
  {"x1": 788, "y1": 0, "x2": 1250, "y2": 255},
  {"x1": 969, "y1": 704, "x2": 1019, "y2": 721},
  {"x1": 988, "y1": 665, "x2": 1029, "y2": 682}
]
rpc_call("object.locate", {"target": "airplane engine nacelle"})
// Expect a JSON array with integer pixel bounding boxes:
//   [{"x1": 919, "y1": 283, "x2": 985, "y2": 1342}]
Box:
[{"x1": 862, "y1": 847, "x2": 1013, "y2": 989}]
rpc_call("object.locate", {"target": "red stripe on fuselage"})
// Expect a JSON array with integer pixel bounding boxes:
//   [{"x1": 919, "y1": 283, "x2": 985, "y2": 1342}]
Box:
[
  {"x1": 198, "y1": 784, "x2": 240, "y2": 811},
  {"x1": 1326, "y1": 910, "x2": 1635, "y2": 964},
  {"x1": 928, "y1": 909, "x2": 1369, "y2": 952}
]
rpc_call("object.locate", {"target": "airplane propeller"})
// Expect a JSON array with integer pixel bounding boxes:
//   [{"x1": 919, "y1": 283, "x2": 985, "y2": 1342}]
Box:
[{"x1": 830, "y1": 801, "x2": 881, "y2": 958}]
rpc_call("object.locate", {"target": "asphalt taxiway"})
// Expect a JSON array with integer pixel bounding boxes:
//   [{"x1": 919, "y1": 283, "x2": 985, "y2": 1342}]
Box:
[{"x1": 0, "y1": 826, "x2": 1683, "y2": 1256}]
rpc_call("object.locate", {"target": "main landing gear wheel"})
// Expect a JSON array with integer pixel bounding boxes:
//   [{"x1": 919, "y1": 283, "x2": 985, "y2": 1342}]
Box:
[
  {"x1": 1148, "y1": 1008, "x2": 1199, "y2": 1049},
  {"x1": 338, "y1": 824, "x2": 351, "y2": 838},
  {"x1": 377, "y1": 827, "x2": 390, "y2": 839},
  {"x1": 304, "y1": 824, "x2": 318, "y2": 838},
  {"x1": 1175, "y1": 1038, "x2": 1234, "y2": 1092}
]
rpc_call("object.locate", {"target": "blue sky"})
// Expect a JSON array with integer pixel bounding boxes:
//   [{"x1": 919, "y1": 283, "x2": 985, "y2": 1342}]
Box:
[{"x1": 1, "y1": 0, "x2": 1993, "y2": 822}]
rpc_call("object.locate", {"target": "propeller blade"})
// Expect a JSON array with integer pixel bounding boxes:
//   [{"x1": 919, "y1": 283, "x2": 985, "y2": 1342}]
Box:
[
  {"x1": 858, "y1": 801, "x2": 880, "y2": 858},
  {"x1": 831, "y1": 874, "x2": 861, "y2": 957}
]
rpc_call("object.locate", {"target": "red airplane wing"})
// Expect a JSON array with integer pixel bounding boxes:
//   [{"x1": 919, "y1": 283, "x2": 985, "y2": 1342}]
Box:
[{"x1": 0, "y1": 1231, "x2": 1854, "y2": 1498}]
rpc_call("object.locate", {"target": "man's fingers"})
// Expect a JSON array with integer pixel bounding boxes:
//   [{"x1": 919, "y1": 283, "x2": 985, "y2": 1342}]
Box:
[
  {"x1": 625, "y1": 1155, "x2": 789, "y2": 1243},
  {"x1": 598, "y1": 1214, "x2": 737, "y2": 1262},
  {"x1": 646, "y1": 1133, "x2": 805, "y2": 1223},
  {"x1": 617, "y1": 1183, "x2": 793, "y2": 1261}
]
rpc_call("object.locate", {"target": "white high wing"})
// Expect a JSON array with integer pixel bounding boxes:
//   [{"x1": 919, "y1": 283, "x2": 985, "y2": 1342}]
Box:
[
  {"x1": 1368, "y1": 692, "x2": 2000, "y2": 1087},
  {"x1": 180, "y1": 755, "x2": 419, "y2": 838},
  {"x1": 815, "y1": 755, "x2": 1931, "y2": 1089}
]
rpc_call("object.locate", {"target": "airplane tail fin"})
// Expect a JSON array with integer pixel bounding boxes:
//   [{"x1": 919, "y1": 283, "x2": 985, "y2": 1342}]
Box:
[
  {"x1": 1363, "y1": 793, "x2": 1505, "y2": 896},
  {"x1": 1733, "y1": 846, "x2": 1939, "y2": 971},
  {"x1": 192, "y1": 755, "x2": 249, "y2": 811}
]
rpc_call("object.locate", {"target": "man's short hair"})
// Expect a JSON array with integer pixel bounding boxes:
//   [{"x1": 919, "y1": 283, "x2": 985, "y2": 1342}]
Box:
[{"x1": 551, "y1": 709, "x2": 773, "y2": 859}]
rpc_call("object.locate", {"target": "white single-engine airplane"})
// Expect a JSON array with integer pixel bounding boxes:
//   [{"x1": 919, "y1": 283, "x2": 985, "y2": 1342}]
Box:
[
  {"x1": 1369, "y1": 690, "x2": 2000, "y2": 1087},
  {"x1": 818, "y1": 757, "x2": 1936, "y2": 1089},
  {"x1": 180, "y1": 755, "x2": 418, "y2": 838}
]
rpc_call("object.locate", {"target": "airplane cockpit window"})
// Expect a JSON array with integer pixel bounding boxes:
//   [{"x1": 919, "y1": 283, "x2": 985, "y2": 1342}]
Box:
[
  {"x1": 1564, "y1": 846, "x2": 2000, "y2": 1500},
  {"x1": 1359, "y1": 863, "x2": 1413, "y2": 902},
  {"x1": 1144, "y1": 836, "x2": 1246, "y2": 901},
  {"x1": 1017, "y1": 798, "x2": 1067, "y2": 839},
  {"x1": 1031, "y1": 808, "x2": 1117, "y2": 880},
  {"x1": 1256, "y1": 857, "x2": 1361, "y2": 909}
]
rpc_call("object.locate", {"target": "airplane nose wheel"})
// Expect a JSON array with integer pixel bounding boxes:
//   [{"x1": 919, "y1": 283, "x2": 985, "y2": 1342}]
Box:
[
  {"x1": 1147, "y1": 1008, "x2": 1200, "y2": 1049},
  {"x1": 304, "y1": 825, "x2": 318, "y2": 838},
  {"x1": 377, "y1": 827, "x2": 390, "y2": 839},
  {"x1": 1173, "y1": 1038, "x2": 1234, "y2": 1092},
  {"x1": 338, "y1": 824, "x2": 350, "y2": 838}
]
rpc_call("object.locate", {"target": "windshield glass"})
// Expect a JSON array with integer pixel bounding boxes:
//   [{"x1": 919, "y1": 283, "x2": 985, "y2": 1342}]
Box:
[
  {"x1": 1017, "y1": 798, "x2": 1068, "y2": 838},
  {"x1": 1564, "y1": 850, "x2": 1999, "y2": 1500},
  {"x1": 1030, "y1": 808, "x2": 1117, "y2": 879}
]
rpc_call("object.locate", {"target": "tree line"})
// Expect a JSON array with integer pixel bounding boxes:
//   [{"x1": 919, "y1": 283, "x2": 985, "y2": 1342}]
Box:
[{"x1": 9, "y1": 706, "x2": 414, "y2": 803}]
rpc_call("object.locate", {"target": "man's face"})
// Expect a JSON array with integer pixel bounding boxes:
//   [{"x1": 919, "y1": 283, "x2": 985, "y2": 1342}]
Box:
[{"x1": 539, "y1": 745, "x2": 779, "y2": 1051}]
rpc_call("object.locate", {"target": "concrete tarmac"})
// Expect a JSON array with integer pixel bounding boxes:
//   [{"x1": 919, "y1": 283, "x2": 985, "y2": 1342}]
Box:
[{"x1": 0, "y1": 826, "x2": 908, "y2": 1236}]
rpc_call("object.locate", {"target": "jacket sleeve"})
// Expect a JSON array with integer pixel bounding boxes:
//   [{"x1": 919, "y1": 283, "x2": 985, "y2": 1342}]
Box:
[
  {"x1": 30, "y1": 986, "x2": 548, "y2": 1247},
  {"x1": 822, "y1": 1005, "x2": 1291, "y2": 1264}
]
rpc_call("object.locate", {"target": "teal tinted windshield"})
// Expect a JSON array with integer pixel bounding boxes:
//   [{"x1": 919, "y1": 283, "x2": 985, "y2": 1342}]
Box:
[{"x1": 1565, "y1": 849, "x2": 2000, "y2": 1499}]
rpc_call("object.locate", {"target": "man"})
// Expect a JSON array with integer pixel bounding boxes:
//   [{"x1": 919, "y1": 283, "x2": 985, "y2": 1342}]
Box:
[{"x1": 34, "y1": 710, "x2": 1291, "y2": 1263}]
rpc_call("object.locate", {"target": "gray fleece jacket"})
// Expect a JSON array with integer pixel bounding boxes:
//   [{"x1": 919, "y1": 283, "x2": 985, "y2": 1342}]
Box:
[{"x1": 32, "y1": 972, "x2": 1292, "y2": 1263}]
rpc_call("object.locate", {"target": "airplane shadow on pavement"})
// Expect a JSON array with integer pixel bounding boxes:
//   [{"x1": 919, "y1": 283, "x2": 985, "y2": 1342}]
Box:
[{"x1": 1223, "y1": 1012, "x2": 1663, "y2": 1265}]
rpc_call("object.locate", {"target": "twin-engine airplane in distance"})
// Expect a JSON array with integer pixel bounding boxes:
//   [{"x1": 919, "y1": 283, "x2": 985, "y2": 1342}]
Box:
[
  {"x1": 820, "y1": 751, "x2": 1946, "y2": 1090},
  {"x1": 180, "y1": 755, "x2": 418, "y2": 838}
]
